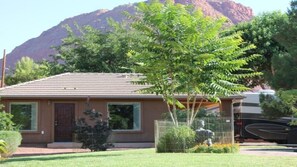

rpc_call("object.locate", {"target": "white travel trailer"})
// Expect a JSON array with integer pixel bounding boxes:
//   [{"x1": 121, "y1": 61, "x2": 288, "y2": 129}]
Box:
[{"x1": 241, "y1": 89, "x2": 275, "y2": 115}]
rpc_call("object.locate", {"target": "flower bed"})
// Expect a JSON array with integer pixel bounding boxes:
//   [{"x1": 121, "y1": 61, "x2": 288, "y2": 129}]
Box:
[{"x1": 188, "y1": 144, "x2": 239, "y2": 153}]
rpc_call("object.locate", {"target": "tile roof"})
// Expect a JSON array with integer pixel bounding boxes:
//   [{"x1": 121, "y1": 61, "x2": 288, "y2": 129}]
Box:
[
  {"x1": 0, "y1": 73, "x2": 244, "y2": 100},
  {"x1": 0, "y1": 73, "x2": 157, "y2": 99}
]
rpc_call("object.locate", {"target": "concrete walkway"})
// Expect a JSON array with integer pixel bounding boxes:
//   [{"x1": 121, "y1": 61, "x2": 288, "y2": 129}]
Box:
[{"x1": 14, "y1": 146, "x2": 90, "y2": 157}]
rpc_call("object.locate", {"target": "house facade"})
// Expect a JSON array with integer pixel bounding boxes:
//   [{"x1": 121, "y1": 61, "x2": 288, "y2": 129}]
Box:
[{"x1": 0, "y1": 73, "x2": 243, "y2": 145}]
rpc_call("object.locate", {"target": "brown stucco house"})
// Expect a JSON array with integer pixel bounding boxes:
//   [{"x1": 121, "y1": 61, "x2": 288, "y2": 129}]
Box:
[{"x1": 0, "y1": 73, "x2": 243, "y2": 147}]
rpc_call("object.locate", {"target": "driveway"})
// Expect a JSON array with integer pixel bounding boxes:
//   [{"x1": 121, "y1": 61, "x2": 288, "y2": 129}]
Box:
[{"x1": 240, "y1": 142, "x2": 297, "y2": 156}]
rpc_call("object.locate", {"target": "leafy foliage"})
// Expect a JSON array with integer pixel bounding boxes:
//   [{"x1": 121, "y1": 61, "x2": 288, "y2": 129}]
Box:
[
  {"x1": 128, "y1": 0, "x2": 260, "y2": 126},
  {"x1": 0, "y1": 111, "x2": 19, "y2": 131},
  {"x1": 188, "y1": 144, "x2": 239, "y2": 153},
  {"x1": 47, "y1": 22, "x2": 133, "y2": 74},
  {"x1": 260, "y1": 90, "x2": 297, "y2": 119},
  {"x1": 276, "y1": 0, "x2": 297, "y2": 56},
  {"x1": 75, "y1": 109, "x2": 112, "y2": 151},
  {"x1": 0, "y1": 131, "x2": 22, "y2": 158},
  {"x1": 257, "y1": 1, "x2": 297, "y2": 122},
  {"x1": 157, "y1": 125, "x2": 195, "y2": 153},
  {"x1": 269, "y1": 52, "x2": 297, "y2": 90},
  {"x1": 5, "y1": 57, "x2": 49, "y2": 86},
  {"x1": 227, "y1": 12, "x2": 288, "y2": 88},
  {"x1": 0, "y1": 109, "x2": 21, "y2": 158},
  {"x1": 268, "y1": 1, "x2": 297, "y2": 90},
  {"x1": 161, "y1": 108, "x2": 217, "y2": 122}
]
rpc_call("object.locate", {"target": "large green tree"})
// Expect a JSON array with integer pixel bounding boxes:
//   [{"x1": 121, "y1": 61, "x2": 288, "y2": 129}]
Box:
[
  {"x1": 48, "y1": 23, "x2": 133, "y2": 74},
  {"x1": 271, "y1": 0, "x2": 297, "y2": 90},
  {"x1": 128, "y1": 0, "x2": 259, "y2": 126},
  {"x1": 260, "y1": 1, "x2": 297, "y2": 121},
  {"x1": 260, "y1": 90, "x2": 297, "y2": 124},
  {"x1": 226, "y1": 11, "x2": 288, "y2": 88},
  {"x1": 5, "y1": 57, "x2": 48, "y2": 85}
]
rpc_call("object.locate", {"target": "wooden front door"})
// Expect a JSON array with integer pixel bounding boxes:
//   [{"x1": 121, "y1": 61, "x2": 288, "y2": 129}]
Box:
[{"x1": 54, "y1": 103, "x2": 75, "y2": 142}]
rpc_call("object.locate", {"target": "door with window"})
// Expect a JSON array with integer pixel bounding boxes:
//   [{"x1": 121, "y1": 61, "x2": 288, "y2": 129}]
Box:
[{"x1": 54, "y1": 103, "x2": 75, "y2": 142}]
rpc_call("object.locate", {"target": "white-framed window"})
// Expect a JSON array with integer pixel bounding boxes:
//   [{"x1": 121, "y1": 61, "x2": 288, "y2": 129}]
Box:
[
  {"x1": 107, "y1": 103, "x2": 141, "y2": 131},
  {"x1": 9, "y1": 102, "x2": 38, "y2": 131}
]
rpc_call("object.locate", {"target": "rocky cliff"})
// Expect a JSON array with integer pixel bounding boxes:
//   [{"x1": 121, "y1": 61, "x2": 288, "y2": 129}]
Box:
[{"x1": 4, "y1": 0, "x2": 253, "y2": 69}]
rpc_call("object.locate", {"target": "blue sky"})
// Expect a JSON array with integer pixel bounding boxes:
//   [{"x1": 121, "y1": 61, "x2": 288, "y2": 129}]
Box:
[{"x1": 0, "y1": 0, "x2": 292, "y2": 55}]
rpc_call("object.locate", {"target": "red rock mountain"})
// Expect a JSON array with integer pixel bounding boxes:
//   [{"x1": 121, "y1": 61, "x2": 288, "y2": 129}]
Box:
[{"x1": 4, "y1": 0, "x2": 253, "y2": 69}]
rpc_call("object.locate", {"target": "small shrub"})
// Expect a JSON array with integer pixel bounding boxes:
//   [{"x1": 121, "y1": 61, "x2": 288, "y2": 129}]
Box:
[
  {"x1": 0, "y1": 131, "x2": 22, "y2": 157},
  {"x1": 75, "y1": 109, "x2": 112, "y2": 151},
  {"x1": 189, "y1": 144, "x2": 239, "y2": 153},
  {"x1": 0, "y1": 111, "x2": 20, "y2": 131},
  {"x1": 157, "y1": 125, "x2": 195, "y2": 153}
]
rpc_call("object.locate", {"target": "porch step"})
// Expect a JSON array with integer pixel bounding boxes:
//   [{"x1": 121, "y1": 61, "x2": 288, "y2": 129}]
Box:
[{"x1": 47, "y1": 142, "x2": 82, "y2": 148}]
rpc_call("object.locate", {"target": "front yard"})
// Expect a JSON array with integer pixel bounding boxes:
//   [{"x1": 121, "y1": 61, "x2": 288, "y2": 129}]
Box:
[{"x1": 1, "y1": 148, "x2": 297, "y2": 167}]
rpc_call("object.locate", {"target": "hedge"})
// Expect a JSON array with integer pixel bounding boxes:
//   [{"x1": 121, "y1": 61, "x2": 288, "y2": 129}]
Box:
[
  {"x1": 157, "y1": 125, "x2": 195, "y2": 153},
  {"x1": 0, "y1": 131, "x2": 22, "y2": 157}
]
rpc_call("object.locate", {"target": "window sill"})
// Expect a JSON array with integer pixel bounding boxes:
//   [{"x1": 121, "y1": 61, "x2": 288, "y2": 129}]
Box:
[{"x1": 20, "y1": 131, "x2": 40, "y2": 134}]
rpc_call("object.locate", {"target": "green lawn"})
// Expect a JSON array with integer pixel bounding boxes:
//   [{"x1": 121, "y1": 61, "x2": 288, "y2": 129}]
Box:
[{"x1": 1, "y1": 149, "x2": 297, "y2": 167}]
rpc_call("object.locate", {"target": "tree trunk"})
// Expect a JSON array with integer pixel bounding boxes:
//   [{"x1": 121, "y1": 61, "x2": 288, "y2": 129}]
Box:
[
  {"x1": 186, "y1": 95, "x2": 190, "y2": 126},
  {"x1": 188, "y1": 95, "x2": 197, "y2": 126},
  {"x1": 190, "y1": 97, "x2": 204, "y2": 126},
  {"x1": 172, "y1": 98, "x2": 178, "y2": 126},
  {"x1": 166, "y1": 103, "x2": 177, "y2": 125}
]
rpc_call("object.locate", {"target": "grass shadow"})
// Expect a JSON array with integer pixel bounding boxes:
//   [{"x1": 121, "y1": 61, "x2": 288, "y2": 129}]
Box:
[{"x1": 0, "y1": 152, "x2": 121, "y2": 164}]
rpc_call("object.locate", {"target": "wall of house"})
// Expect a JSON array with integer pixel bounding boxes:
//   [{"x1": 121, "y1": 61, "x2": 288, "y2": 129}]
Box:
[
  {"x1": 1, "y1": 97, "x2": 235, "y2": 144},
  {"x1": 1, "y1": 99, "x2": 53, "y2": 144},
  {"x1": 1, "y1": 98, "x2": 168, "y2": 144},
  {"x1": 77, "y1": 99, "x2": 169, "y2": 143}
]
